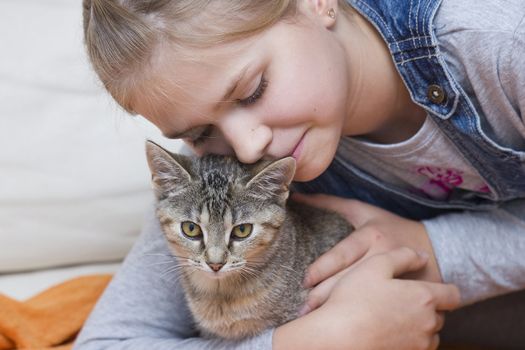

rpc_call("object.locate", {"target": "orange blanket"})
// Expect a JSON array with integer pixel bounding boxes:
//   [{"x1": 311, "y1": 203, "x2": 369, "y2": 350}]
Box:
[{"x1": 0, "y1": 275, "x2": 112, "y2": 350}]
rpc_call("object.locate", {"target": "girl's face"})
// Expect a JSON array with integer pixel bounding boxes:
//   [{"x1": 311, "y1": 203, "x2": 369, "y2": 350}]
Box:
[{"x1": 132, "y1": 4, "x2": 407, "y2": 181}]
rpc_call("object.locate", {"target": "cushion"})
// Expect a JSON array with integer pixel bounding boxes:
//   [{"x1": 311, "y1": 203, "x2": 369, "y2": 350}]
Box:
[{"x1": 0, "y1": 0, "x2": 181, "y2": 272}]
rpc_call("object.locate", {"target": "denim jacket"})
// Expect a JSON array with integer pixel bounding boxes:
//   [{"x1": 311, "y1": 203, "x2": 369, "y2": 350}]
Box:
[{"x1": 296, "y1": 0, "x2": 525, "y2": 221}]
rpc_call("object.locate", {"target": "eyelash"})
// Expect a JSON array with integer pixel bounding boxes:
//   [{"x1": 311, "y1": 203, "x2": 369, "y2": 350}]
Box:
[
  {"x1": 189, "y1": 76, "x2": 268, "y2": 146},
  {"x1": 238, "y1": 76, "x2": 268, "y2": 106},
  {"x1": 191, "y1": 125, "x2": 213, "y2": 146}
]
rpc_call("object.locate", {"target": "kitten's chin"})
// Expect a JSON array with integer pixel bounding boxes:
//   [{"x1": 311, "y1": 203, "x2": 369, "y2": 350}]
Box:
[
  {"x1": 190, "y1": 269, "x2": 244, "y2": 291},
  {"x1": 195, "y1": 270, "x2": 237, "y2": 281},
  {"x1": 203, "y1": 270, "x2": 229, "y2": 280}
]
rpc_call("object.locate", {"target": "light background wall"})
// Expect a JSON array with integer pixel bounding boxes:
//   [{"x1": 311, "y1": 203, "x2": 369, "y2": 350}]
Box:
[{"x1": 0, "y1": 0, "x2": 181, "y2": 294}]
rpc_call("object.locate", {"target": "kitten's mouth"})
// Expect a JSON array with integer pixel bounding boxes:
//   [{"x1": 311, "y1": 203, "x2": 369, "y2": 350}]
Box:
[
  {"x1": 201, "y1": 265, "x2": 248, "y2": 280},
  {"x1": 202, "y1": 267, "x2": 232, "y2": 279}
]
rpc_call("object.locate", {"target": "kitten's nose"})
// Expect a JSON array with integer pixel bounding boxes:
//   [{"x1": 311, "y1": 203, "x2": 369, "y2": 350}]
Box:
[{"x1": 207, "y1": 262, "x2": 224, "y2": 272}]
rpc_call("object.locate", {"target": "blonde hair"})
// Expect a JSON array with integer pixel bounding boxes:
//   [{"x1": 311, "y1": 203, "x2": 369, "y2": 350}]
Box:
[{"x1": 82, "y1": 0, "x2": 352, "y2": 112}]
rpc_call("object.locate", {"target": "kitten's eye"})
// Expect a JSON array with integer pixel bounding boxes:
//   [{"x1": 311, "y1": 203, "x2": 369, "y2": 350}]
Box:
[
  {"x1": 181, "y1": 221, "x2": 203, "y2": 239},
  {"x1": 231, "y1": 224, "x2": 253, "y2": 240}
]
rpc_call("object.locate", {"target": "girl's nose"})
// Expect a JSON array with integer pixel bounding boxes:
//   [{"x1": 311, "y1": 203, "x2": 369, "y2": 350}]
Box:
[{"x1": 219, "y1": 116, "x2": 272, "y2": 164}]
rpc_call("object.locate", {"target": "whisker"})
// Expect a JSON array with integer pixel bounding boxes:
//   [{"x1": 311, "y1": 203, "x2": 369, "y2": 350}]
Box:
[
  {"x1": 144, "y1": 253, "x2": 175, "y2": 257},
  {"x1": 144, "y1": 253, "x2": 192, "y2": 260},
  {"x1": 147, "y1": 260, "x2": 180, "y2": 267},
  {"x1": 182, "y1": 268, "x2": 199, "y2": 280},
  {"x1": 239, "y1": 266, "x2": 259, "y2": 280},
  {"x1": 147, "y1": 257, "x2": 194, "y2": 267},
  {"x1": 159, "y1": 264, "x2": 194, "y2": 279}
]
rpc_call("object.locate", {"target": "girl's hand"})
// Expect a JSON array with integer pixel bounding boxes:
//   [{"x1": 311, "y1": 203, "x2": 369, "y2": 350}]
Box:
[
  {"x1": 292, "y1": 193, "x2": 444, "y2": 314},
  {"x1": 274, "y1": 247, "x2": 460, "y2": 350}
]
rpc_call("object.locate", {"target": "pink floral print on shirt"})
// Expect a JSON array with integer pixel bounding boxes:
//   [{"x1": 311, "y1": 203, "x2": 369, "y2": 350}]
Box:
[
  {"x1": 417, "y1": 166, "x2": 463, "y2": 199},
  {"x1": 415, "y1": 166, "x2": 491, "y2": 199}
]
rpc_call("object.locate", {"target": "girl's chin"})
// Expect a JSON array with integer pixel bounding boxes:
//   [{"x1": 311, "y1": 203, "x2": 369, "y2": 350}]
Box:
[
  {"x1": 293, "y1": 140, "x2": 337, "y2": 182},
  {"x1": 293, "y1": 161, "x2": 329, "y2": 182}
]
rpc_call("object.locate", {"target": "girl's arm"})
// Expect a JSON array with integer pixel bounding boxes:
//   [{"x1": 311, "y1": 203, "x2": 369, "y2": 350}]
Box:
[
  {"x1": 425, "y1": 199, "x2": 525, "y2": 305},
  {"x1": 426, "y1": 12, "x2": 525, "y2": 305},
  {"x1": 74, "y1": 205, "x2": 459, "y2": 350},
  {"x1": 295, "y1": 195, "x2": 525, "y2": 311},
  {"x1": 73, "y1": 206, "x2": 274, "y2": 350}
]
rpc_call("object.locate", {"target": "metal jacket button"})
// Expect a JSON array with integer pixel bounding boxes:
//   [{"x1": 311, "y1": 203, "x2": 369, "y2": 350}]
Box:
[{"x1": 427, "y1": 84, "x2": 446, "y2": 104}]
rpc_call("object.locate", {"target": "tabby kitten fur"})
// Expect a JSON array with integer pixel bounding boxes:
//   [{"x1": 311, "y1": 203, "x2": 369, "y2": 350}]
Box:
[{"x1": 146, "y1": 141, "x2": 352, "y2": 340}]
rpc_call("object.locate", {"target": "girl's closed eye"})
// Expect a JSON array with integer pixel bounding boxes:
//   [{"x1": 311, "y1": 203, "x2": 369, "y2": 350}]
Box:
[
  {"x1": 238, "y1": 75, "x2": 268, "y2": 106},
  {"x1": 190, "y1": 125, "x2": 214, "y2": 146}
]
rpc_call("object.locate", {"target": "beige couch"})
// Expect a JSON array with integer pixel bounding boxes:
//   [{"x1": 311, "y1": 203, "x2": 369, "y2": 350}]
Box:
[{"x1": 0, "y1": 0, "x2": 181, "y2": 299}]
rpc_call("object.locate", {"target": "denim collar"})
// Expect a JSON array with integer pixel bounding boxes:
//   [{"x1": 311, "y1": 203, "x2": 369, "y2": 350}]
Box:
[{"x1": 348, "y1": 0, "x2": 460, "y2": 119}]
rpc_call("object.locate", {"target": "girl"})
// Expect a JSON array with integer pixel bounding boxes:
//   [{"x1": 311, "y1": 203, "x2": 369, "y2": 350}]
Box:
[{"x1": 76, "y1": 0, "x2": 525, "y2": 349}]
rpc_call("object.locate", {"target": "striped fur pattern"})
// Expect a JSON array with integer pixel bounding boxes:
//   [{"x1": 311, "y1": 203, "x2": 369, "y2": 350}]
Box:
[{"x1": 146, "y1": 141, "x2": 352, "y2": 340}]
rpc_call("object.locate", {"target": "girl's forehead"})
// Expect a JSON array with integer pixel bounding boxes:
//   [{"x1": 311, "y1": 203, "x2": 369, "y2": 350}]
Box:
[
  {"x1": 131, "y1": 38, "x2": 261, "y2": 127},
  {"x1": 131, "y1": 18, "x2": 306, "y2": 126},
  {"x1": 141, "y1": 15, "x2": 302, "y2": 104},
  {"x1": 159, "y1": 36, "x2": 260, "y2": 86}
]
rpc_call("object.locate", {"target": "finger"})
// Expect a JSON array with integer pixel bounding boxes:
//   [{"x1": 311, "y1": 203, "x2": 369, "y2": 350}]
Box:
[
  {"x1": 304, "y1": 234, "x2": 366, "y2": 287},
  {"x1": 365, "y1": 246, "x2": 429, "y2": 278},
  {"x1": 369, "y1": 248, "x2": 460, "y2": 310},
  {"x1": 303, "y1": 268, "x2": 349, "y2": 313},
  {"x1": 291, "y1": 193, "x2": 375, "y2": 228},
  {"x1": 435, "y1": 312, "x2": 445, "y2": 332},
  {"x1": 429, "y1": 333, "x2": 440, "y2": 350},
  {"x1": 423, "y1": 282, "x2": 461, "y2": 311}
]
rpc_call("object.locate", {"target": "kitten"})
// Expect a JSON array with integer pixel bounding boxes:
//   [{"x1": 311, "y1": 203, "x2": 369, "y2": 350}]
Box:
[{"x1": 146, "y1": 141, "x2": 352, "y2": 340}]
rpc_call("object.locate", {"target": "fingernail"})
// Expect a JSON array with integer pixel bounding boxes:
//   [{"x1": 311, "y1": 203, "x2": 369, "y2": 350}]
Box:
[
  {"x1": 298, "y1": 304, "x2": 311, "y2": 317},
  {"x1": 417, "y1": 251, "x2": 429, "y2": 260},
  {"x1": 302, "y1": 275, "x2": 311, "y2": 288}
]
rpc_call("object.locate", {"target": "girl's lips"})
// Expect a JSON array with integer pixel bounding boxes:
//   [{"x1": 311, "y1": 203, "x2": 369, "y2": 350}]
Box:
[{"x1": 292, "y1": 134, "x2": 305, "y2": 161}]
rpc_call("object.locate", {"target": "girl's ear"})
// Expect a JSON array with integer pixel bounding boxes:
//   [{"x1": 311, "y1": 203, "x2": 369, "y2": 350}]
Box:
[{"x1": 303, "y1": 0, "x2": 339, "y2": 28}]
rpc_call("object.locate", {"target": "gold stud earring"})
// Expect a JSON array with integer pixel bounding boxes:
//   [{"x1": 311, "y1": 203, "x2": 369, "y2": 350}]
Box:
[{"x1": 327, "y1": 8, "x2": 336, "y2": 19}]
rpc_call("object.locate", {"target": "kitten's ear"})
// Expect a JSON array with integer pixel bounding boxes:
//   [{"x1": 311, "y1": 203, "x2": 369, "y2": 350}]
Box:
[
  {"x1": 145, "y1": 141, "x2": 192, "y2": 197},
  {"x1": 246, "y1": 157, "x2": 296, "y2": 203}
]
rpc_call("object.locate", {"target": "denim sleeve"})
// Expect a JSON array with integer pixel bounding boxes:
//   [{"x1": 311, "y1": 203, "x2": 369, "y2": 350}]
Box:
[
  {"x1": 424, "y1": 199, "x2": 525, "y2": 306},
  {"x1": 73, "y1": 205, "x2": 273, "y2": 350}
]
